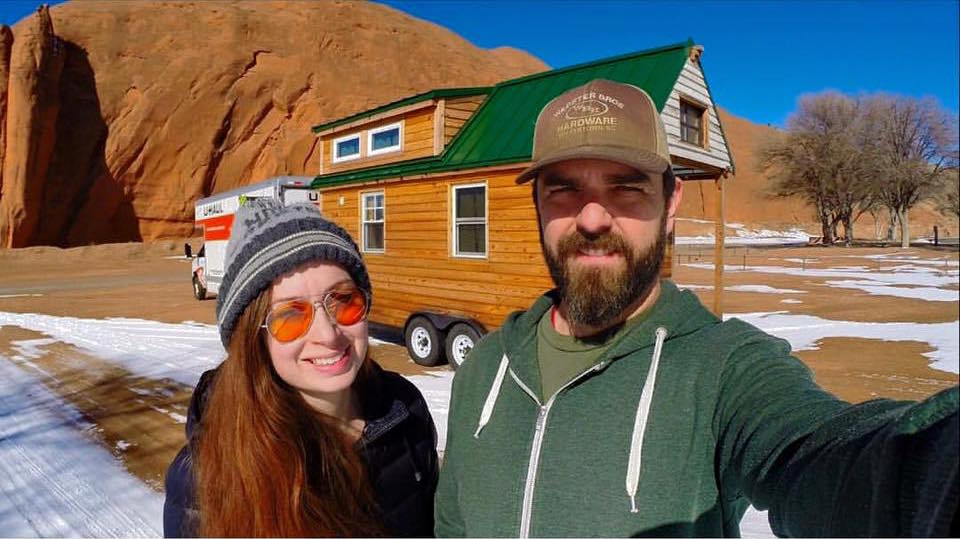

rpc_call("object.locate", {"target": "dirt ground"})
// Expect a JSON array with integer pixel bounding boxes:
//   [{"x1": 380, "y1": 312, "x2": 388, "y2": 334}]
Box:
[{"x1": 0, "y1": 239, "x2": 957, "y2": 491}]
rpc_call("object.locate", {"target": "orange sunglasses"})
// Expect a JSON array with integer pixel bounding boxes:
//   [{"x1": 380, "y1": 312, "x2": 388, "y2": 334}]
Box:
[{"x1": 262, "y1": 286, "x2": 369, "y2": 343}]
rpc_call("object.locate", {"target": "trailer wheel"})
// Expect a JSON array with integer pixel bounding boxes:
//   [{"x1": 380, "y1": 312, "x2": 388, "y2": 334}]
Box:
[
  {"x1": 192, "y1": 275, "x2": 207, "y2": 300},
  {"x1": 444, "y1": 323, "x2": 479, "y2": 369},
  {"x1": 405, "y1": 316, "x2": 443, "y2": 367}
]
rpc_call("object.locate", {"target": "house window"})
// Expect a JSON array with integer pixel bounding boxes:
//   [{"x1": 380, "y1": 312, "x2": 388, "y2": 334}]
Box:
[
  {"x1": 333, "y1": 134, "x2": 361, "y2": 163},
  {"x1": 680, "y1": 100, "x2": 706, "y2": 147},
  {"x1": 452, "y1": 183, "x2": 487, "y2": 257},
  {"x1": 361, "y1": 191, "x2": 385, "y2": 252},
  {"x1": 368, "y1": 122, "x2": 402, "y2": 156}
]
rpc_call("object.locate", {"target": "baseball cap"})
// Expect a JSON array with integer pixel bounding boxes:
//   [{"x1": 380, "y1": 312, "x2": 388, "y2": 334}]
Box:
[{"x1": 516, "y1": 79, "x2": 671, "y2": 184}]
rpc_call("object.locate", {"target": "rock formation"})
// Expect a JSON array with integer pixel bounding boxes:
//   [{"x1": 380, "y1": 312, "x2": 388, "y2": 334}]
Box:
[
  {"x1": 0, "y1": 1, "x2": 547, "y2": 246},
  {"x1": 1, "y1": 5, "x2": 64, "y2": 247}
]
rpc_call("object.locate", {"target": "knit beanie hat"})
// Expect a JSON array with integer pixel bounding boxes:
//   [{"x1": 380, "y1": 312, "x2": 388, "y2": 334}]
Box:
[{"x1": 215, "y1": 198, "x2": 371, "y2": 348}]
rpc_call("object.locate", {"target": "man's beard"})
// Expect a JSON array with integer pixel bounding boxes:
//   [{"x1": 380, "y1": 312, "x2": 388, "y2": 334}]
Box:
[{"x1": 544, "y1": 224, "x2": 667, "y2": 329}]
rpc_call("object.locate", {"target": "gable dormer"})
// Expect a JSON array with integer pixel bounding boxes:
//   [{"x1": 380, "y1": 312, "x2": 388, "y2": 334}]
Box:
[{"x1": 312, "y1": 88, "x2": 490, "y2": 174}]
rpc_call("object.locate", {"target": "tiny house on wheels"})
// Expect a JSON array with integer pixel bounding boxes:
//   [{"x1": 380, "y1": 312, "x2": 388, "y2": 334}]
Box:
[{"x1": 308, "y1": 40, "x2": 733, "y2": 368}]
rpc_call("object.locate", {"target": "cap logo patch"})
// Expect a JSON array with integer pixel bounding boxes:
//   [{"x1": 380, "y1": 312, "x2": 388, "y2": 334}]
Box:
[
  {"x1": 553, "y1": 90, "x2": 627, "y2": 138},
  {"x1": 564, "y1": 99, "x2": 608, "y2": 119}
]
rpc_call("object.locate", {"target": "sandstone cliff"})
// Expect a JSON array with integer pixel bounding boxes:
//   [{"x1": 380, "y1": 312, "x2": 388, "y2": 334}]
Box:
[{"x1": 0, "y1": 1, "x2": 548, "y2": 247}]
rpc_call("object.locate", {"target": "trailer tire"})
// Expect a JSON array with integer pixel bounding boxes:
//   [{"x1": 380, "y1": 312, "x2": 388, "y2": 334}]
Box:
[
  {"x1": 405, "y1": 316, "x2": 443, "y2": 367},
  {"x1": 192, "y1": 275, "x2": 207, "y2": 301},
  {"x1": 445, "y1": 323, "x2": 480, "y2": 369}
]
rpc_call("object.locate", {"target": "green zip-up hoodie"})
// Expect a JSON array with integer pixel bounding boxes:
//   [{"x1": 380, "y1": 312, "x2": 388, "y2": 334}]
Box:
[{"x1": 435, "y1": 281, "x2": 958, "y2": 537}]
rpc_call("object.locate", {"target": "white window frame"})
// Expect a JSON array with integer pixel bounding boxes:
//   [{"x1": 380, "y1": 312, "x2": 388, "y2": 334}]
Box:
[
  {"x1": 360, "y1": 190, "x2": 385, "y2": 253},
  {"x1": 451, "y1": 182, "x2": 488, "y2": 259},
  {"x1": 367, "y1": 121, "x2": 403, "y2": 157},
  {"x1": 332, "y1": 133, "x2": 362, "y2": 163}
]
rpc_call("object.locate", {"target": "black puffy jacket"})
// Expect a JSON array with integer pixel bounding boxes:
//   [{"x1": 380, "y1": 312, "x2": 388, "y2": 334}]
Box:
[{"x1": 163, "y1": 361, "x2": 438, "y2": 537}]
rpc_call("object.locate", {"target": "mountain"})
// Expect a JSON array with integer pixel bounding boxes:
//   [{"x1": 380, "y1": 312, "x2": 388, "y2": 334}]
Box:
[{"x1": 0, "y1": 1, "x2": 547, "y2": 247}]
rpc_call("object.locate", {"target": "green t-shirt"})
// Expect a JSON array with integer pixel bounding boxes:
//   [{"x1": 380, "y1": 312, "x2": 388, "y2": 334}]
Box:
[{"x1": 536, "y1": 307, "x2": 651, "y2": 401}]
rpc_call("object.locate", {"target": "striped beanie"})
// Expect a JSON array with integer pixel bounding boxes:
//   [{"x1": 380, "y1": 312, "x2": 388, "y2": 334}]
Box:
[{"x1": 215, "y1": 198, "x2": 370, "y2": 348}]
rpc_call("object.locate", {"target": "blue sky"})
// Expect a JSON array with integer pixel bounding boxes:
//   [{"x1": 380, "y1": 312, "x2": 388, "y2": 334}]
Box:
[{"x1": 3, "y1": 0, "x2": 958, "y2": 127}]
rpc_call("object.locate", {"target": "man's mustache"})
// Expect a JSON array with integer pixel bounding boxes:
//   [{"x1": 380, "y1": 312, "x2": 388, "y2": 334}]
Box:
[{"x1": 555, "y1": 231, "x2": 630, "y2": 258}]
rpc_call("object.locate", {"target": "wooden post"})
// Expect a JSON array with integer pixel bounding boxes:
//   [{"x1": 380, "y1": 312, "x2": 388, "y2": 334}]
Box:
[{"x1": 714, "y1": 177, "x2": 725, "y2": 317}]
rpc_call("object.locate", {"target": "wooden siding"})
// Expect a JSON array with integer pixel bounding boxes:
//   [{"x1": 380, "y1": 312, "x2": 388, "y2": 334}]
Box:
[
  {"x1": 321, "y1": 107, "x2": 437, "y2": 174},
  {"x1": 443, "y1": 95, "x2": 486, "y2": 146},
  {"x1": 661, "y1": 58, "x2": 732, "y2": 172},
  {"x1": 319, "y1": 171, "x2": 676, "y2": 332}
]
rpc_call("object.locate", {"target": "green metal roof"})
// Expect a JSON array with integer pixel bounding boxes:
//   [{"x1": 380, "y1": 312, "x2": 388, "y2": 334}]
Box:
[
  {"x1": 312, "y1": 40, "x2": 694, "y2": 189},
  {"x1": 311, "y1": 87, "x2": 492, "y2": 133}
]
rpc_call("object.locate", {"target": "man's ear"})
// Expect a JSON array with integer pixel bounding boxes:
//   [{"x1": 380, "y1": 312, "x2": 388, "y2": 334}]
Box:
[{"x1": 665, "y1": 178, "x2": 683, "y2": 235}]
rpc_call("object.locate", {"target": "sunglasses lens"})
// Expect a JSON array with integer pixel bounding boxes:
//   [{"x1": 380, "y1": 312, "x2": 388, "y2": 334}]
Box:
[
  {"x1": 329, "y1": 289, "x2": 368, "y2": 326},
  {"x1": 267, "y1": 301, "x2": 313, "y2": 342}
]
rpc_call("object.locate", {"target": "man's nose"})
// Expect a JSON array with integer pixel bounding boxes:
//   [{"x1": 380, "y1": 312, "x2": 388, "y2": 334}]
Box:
[{"x1": 576, "y1": 200, "x2": 613, "y2": 235}]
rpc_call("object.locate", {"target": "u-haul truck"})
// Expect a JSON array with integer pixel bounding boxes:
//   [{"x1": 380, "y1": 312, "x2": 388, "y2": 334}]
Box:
[{"x1": 191, "y1": 176, "x2": 319, "y2": 299}]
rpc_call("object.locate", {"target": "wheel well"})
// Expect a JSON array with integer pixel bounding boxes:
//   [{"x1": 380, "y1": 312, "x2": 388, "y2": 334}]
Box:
[{"x1": 404, "y1": 311, "x2": 486, "y2": 336}]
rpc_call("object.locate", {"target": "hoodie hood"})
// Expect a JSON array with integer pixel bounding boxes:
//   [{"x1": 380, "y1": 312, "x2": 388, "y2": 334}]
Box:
[{"x1": 497, "y1": 280, "x2": 719, "y2": 365}]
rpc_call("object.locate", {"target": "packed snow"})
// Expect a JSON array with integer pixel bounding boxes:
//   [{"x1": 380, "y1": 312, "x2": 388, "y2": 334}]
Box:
[{"x1": 0, "y1": 353, "x2": 164, "y2": 537}]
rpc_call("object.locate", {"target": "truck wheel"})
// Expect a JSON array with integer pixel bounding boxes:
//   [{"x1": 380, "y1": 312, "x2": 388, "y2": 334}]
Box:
[
  {"x1": 192, "y1": 275, "x2": 207, "y2": 300},
  {"x1": 445, "y1": 323, "x2": 480, "y2": 370},
  {"x1": 405, "y1": 316, "x2": 443, "y2": 367}
]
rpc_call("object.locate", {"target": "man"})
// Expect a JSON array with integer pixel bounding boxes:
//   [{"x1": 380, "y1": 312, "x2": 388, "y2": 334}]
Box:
[{"x1": 434, "y1": 79, "x2": 958, "y2": 537}]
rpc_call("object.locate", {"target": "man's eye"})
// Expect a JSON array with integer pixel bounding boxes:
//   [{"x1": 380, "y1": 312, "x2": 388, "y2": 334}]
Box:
[{"x1": 616, "y1": 184, "x2": 649, "y2": 193}]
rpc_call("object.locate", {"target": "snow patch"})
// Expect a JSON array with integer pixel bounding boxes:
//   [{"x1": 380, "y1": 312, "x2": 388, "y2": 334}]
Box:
[
  {"x1": 0, "y1": 356, "x2": 163, "y2": 536},
  {"x1": 682, "y1": 263, "x2": 958, "y2": 301},
  {"x1": 728, "y1": 311, "x2": 959, "y2": 374}
]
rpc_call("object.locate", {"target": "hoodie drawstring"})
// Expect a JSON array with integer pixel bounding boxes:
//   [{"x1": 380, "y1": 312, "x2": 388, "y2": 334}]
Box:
[
  {"x1": 625, "y1": 326, "x2": 668, "y2": 513},
  {"x1": 474, "y1": 354, "x2": 509, "y2": 438}
]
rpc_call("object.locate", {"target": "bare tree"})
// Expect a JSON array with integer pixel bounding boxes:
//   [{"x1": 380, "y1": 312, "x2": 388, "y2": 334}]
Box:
[
  {"x1": 935, "y1": 167, "x2": 960, "y2": 218},
  {"x1": 759, "y1": 92, "x2": 873, "y2": 245},
  {"x1": 864, "y1": 95, "x2": 959, "y2": 247}
]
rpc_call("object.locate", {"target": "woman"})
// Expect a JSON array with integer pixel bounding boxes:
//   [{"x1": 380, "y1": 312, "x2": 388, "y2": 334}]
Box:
[{"x1": 163, "y1": 199, "x2": 438, "y2": 537}]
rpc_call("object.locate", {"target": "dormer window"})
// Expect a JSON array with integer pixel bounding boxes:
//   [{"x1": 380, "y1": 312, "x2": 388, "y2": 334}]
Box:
[
  {"x1": 680, "y1": 99, "x2": 706, "y2": 147},
  {"x1": 368, "y1": 122, "x2": 402, "y2": 156},
  {"x1": 333, "y1": 134, "x2": 361, "y2": 163}
]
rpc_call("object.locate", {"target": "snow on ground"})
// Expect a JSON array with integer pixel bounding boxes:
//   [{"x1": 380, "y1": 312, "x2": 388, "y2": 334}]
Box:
[
  {"x1": 729, "y1": 311, "x2": 959, "y2": 374},
  {"x1": 4, "y1": 270, "x2": 959, "y2": 537},
  {"x1": 683, "y1": 261, "x2": 959, "y2": 302},
  {"x1": 0, "y1": 351, "x2": 163, "y2": 537},
  {"x1": 0, "y1": 312, "x2": 223, "y2": 387},
  {"x1": 677, "y1": 283, "x2": 806, "y2": 294},
  {"x1": 406, "y1": 371, "x2": 455, "y2": 453},
  {"x1": 675, "y1": 223, "x2": 811, "y2": 245}
]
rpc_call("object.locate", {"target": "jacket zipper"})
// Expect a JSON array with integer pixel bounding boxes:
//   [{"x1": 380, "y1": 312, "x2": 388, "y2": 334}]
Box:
[{"x1": 517, "y1": 362, "x2": 605, "y2": 538}]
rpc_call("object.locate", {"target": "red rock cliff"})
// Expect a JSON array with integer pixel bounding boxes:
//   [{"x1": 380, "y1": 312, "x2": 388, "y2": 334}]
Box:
[
  {"x1": 0, "y1": 5, "x2": 64, "y2": 247},
  {"x1": 0, "y1": 1, "x2": 548, "y2": 246}
]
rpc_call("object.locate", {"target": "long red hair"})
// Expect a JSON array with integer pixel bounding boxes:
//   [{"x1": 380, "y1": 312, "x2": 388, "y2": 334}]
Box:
[{"x1": 194, "y1": 291, "x2": 384, "y2": 536}]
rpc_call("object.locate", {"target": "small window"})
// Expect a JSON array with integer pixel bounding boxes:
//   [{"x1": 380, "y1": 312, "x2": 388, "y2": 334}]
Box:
[
  {"x1": 333, "y1": 134, "x2": 361, "y2": 163},
  {"x1": 361, "y1": 191, "x2": 385, "y2": 252},
  {"x1": 368, "y1": 122, "x2": 402, "y2": 156},
  {"x1": 452, "y1": 183, "x2": 487, "y2": 257},
  {"x1": 680, "y1": 100, "x2": 706, "y2": 147}
]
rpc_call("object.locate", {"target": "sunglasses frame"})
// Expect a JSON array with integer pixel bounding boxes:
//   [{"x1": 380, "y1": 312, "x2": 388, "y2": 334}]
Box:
[{"x1": 260, "y1": 286, "x2": 370, "y2": 342}]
